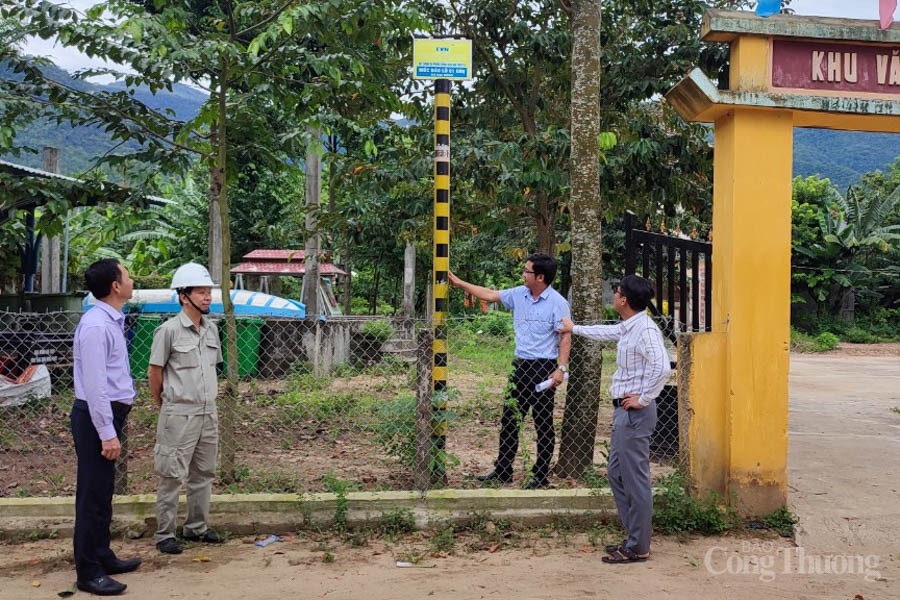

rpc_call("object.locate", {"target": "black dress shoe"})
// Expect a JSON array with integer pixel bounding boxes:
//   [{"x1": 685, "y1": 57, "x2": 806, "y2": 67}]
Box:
[
  {"x1": 157, "y1": 538, "x2": 183, "y2": 554},
  {"x1": 76, "y1": 576, "x2": 127, "y2": 596},
  {"x1": 522, "y1": 477, "x2": 549, "y2": 490},
  {"x1": 183, "y1": 529, "x2": 225, "y2": 543},
  {"x1": 104, "y1": 556, "x2": 142, "y2": 575},
  {"x1": 476, "y1": 470, "x2": 513, "y2": 483}
]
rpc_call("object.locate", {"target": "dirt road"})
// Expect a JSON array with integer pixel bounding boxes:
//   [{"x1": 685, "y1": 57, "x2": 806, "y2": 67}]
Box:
[{"x1": 1, "y1": 350, "x2": 898, "y2": 600}]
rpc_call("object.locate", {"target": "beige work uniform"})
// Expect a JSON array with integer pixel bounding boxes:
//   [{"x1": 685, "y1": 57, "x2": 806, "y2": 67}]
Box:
[{"x1": 150, "y1": 311, "x2": 221, "y2": 542}]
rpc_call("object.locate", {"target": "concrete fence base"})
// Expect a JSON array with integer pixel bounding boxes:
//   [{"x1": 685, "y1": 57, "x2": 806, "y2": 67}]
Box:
[{"x1": 0, "y1": 489, "x2": 619, "y2": 540}]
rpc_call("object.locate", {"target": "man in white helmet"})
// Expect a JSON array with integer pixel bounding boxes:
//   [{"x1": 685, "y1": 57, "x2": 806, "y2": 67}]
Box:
[{"x1": 149, "y1": 263, "x2": 224, "y2": 554}]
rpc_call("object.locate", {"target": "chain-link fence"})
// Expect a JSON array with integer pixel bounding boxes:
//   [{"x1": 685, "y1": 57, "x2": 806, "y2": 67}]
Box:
[{"x1": 0, "y1": 309, "x2": 681, "y2": 498}]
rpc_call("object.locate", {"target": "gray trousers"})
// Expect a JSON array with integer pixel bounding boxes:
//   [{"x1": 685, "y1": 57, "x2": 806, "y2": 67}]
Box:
[
  {"x1": 608, "y1": 402, "x2": 657, "y2": 555},
  {"x1": 154, "y1": 412, "x2": 218, "y2": 542}
]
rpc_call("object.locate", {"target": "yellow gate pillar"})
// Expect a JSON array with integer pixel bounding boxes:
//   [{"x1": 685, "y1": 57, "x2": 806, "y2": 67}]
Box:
[
  {"x1": 667, "y1": 9, "x2": 900, "y2": 515},
  {"x1": 713, "y1": 107, "x2": 793, "y2": 514}
]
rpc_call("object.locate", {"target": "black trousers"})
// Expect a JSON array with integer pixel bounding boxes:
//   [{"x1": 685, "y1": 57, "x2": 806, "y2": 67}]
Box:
[
  {"x1": 495, "y1": 358, "x2": 557, "y2": 481},
  {"x1": 71, "y1": 401, "x2": 129, "y2": 581}
]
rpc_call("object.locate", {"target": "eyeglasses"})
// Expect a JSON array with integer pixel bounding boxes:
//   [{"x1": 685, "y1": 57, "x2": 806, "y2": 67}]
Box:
[{"x1": 522, "y1": 269, "x2": 535, "y2": 274}]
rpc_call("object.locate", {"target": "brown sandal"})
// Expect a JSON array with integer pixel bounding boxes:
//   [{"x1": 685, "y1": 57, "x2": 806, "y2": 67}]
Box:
[{"x1": 602, "y1": 547, "x2": 649, "y2": 564}]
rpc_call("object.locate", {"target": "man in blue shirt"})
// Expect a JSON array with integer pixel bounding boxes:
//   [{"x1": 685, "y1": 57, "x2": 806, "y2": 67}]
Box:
[
  {"x1": 449, "y1": 253, "x2": 571, "y2": 489},
  {"x1": 71, "y1": 259, "x2": 141, "y2": 595}
]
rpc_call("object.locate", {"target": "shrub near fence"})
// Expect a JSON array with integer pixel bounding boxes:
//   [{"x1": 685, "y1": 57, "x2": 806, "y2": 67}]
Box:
[{"x1": 0, "y1": 311, "x2": 681, "y2": 498}]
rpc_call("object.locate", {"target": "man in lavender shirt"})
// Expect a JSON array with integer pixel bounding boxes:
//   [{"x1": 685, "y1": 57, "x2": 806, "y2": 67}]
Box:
[{"x1": 71, "y1": 259, "x2": 141, "y2": 596}]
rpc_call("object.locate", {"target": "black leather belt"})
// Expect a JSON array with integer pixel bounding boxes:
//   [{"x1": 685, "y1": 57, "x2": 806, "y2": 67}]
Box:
[
  {"x1": 74, "y1": 399, "x2": 133, "y2": 417},
  {"x1": 612, "y1": 398, "x2": 624, "y2": 408},
  {"x1": 513, "y1": 358, "x2": 556, "y2": 365}
]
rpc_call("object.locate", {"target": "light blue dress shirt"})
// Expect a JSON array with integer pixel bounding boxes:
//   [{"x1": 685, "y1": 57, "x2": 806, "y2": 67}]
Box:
[{"x1": 498, "y1": 285, "x2": 570, "y2": 360}]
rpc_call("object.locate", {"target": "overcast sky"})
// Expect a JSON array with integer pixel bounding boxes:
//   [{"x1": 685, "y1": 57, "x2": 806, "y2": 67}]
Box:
[{"x1": 23, "y1": 1, "x2": 891, "y2": 75}]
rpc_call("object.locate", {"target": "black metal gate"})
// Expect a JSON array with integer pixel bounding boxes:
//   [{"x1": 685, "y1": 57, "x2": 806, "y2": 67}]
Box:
[
  {"x1": 623, "y1": 213, "x2": 712, "y2": 461},
  {"x1": 624, "y1": 212, "x2": 712, "y2": 340}
]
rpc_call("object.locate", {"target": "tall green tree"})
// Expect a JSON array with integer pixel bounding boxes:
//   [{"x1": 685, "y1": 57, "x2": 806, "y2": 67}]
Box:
[
  {"x1": 555, "y1": 0, "x2": 602, "y2": 478},
  {"x1": 793, "y1": 177, "x2": 900, "y2": 321},
  {"x1": 3, "y1": 0, "x2": 425, "y2": 478}
]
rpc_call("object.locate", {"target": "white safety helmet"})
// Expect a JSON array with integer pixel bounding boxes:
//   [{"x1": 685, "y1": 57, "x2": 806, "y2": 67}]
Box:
[{"x1": 170, "y1": 263, "x2": 218, "y2": 290}]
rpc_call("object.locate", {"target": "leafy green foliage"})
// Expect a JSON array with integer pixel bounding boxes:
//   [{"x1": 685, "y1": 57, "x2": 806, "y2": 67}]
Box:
[
  {"x1": 653, "y1": 473, "x2": 736, "y2": 535},
  {"x1": 812, "y1": 332, "x2": 839, "y2": 352},
  {"x1": 360, "y1": 319, "x2": 394, "y2": 344},
  {"x1": 373, "y1": 394, "x2": 417, "y2": 469},
  {"x1": 380, "y1": 508, "x2": 416, "y2": 536},
  {"x1": 791, "y1": 170, "x2": 900, "y2": 325},
  {"x1": 461, "y1": 311, "x2": 513, "y2": 338},
  {"x1": 761, "y1": 507, "x2": 798, "y2": 537}
]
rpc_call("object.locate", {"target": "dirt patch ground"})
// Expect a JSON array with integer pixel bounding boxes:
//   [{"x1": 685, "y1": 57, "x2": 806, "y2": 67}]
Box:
[{"x1": 1, "y1": 346, "x2": 898, "y2": 599}]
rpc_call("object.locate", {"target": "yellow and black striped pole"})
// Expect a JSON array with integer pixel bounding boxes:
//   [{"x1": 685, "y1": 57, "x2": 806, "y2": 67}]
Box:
[{"x1": 431, "y1": 78, "x2": 451, "y2": 481}]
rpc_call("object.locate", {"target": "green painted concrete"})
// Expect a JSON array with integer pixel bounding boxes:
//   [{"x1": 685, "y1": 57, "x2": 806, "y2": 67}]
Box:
[{"x1": 0, "y1": 489, "x2": 622, "y2": 538}]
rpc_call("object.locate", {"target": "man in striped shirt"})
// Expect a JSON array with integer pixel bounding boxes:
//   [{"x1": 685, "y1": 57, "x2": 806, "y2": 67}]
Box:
[{"x1": 561, "y1": 274, "x2": 671, "y2": 564}]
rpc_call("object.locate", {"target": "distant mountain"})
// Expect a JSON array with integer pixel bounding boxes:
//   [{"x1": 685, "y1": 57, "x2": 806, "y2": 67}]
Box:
[
  {"x1": 793, "y1": 129, "x2": 898, "y2": 191},
  {"x1": 3, "y1": 63, "x2": 897, "y2": 190},
  {"x1": 1, "y1": 61, "x2": 206, "y2": 175}
]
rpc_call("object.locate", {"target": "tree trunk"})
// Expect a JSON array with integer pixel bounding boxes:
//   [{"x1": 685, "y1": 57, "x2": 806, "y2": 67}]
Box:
[
  {"x1": 303, "y1": 127, "x2": 321, "y2": 317},
  {"x1": 555, "y1": 0, "x2": 604, "y2": 480},
  {"x1": 839, "y1": 287, "x2": 855, "y2": 323},
  {"x1": 212, "y1": 62, "x2": 239, "y2": 483},
  {"x1": 535, "y1": 190, "x2": 555, "y2": 255},
  {"x1": 208, "y1": 151, "x2": 223, "y2": 285}
]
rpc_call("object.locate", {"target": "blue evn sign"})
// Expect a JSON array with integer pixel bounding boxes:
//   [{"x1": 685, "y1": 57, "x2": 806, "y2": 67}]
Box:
[{"x1": 416, "y1": 65, "x2": 469, "y2": 79}]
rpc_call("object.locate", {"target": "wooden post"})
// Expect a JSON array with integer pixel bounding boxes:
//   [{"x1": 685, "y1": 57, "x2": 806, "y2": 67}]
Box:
[
  {"x1": 40, "y1": 147, "x2": 61, "y2": 293},
  {"x1": 303, "y1": 127, "x2": 321, "y2": 318}
]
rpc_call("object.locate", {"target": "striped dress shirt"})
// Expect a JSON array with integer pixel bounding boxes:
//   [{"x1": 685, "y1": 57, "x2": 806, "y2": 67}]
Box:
[{"x1": 572, "y1": 311, "x2": 671, "y2": 406}]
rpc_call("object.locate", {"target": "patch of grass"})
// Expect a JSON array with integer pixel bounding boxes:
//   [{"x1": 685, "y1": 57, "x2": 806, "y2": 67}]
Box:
[
  {"x1": 361, "y1": 319, "x2": 394, "y2": 343},
  {"x1": 790, "y1": 327, "x2": 816, "y2": 352},
  {"x1": 276, "y1": 390, "x2": 361, "y2": 423},
  {"x1": 429, "y1": 524, "x2": 456, "y2": 553},
  {"x1": 587, "y1": 521, "x2": 622, "y2": 548},
  {"x1": 322, "y1": 473, "x2": 360, "y2": 533},
  {"x1": 812, "y1": 331, "x2": 839, "y2": 352},
  {"x1": 582, "y1": 463, "x2": 610, "y2": 491},
  {"x1": 891, "y1": 406, "x2": 900, "y2": 415},
  {"x1": 0, "y1": 425, "x2": 21, "y2": 451},
  {"x1": 453, "y1": 383, "x2": 500, "y2": 421},
  {"x1": 761, "y1": 507, "x2": 798, "y2": 537},
  {"x1": 344, "y1": 528, "x2": 371, "y2": 547},
  {"x1": 374, "y1": 392, "x2": 459, "y2": 470},
  {"x1": 449, "y1": 327, "x2": 515, "y2": 375},
  {"x1": 380, "y1": 508, "x2": 416, "y2": 536},
  {"x1": 843, "y1": 326, "x2": 877, "y2": 344},
  {"x1": 363, "y1": 354, "x2": 413, "y2": 378},
  {"x1": 373, "y1": 394, "x2": 418, "y2": 468},
  {"x1": 791, "y1": 328, "x2": 840, "y2": 353},
  {"x1": 653, "y1": 473, "x2": 737, "y2": 535},
  {"x1": 223, "y1": 468, "x2": 305, "y2": 494}
]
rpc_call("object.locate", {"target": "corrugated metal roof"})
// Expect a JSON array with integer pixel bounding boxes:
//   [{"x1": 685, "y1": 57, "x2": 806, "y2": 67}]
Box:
[
  {"x1": 230, "y1": 261, "x2": 346, "y2": 276},
  {"x1": 242, "y1": 249, "x2": 306, "y2": 260},
  {"x1": 0, "y1": 158, "x2": 168, "y2": 205}
]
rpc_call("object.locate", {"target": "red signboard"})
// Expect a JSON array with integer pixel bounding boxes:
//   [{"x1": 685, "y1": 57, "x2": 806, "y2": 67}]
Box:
[{"x1": 772, "y1": 40, "x2": 900, "y2": 95}]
